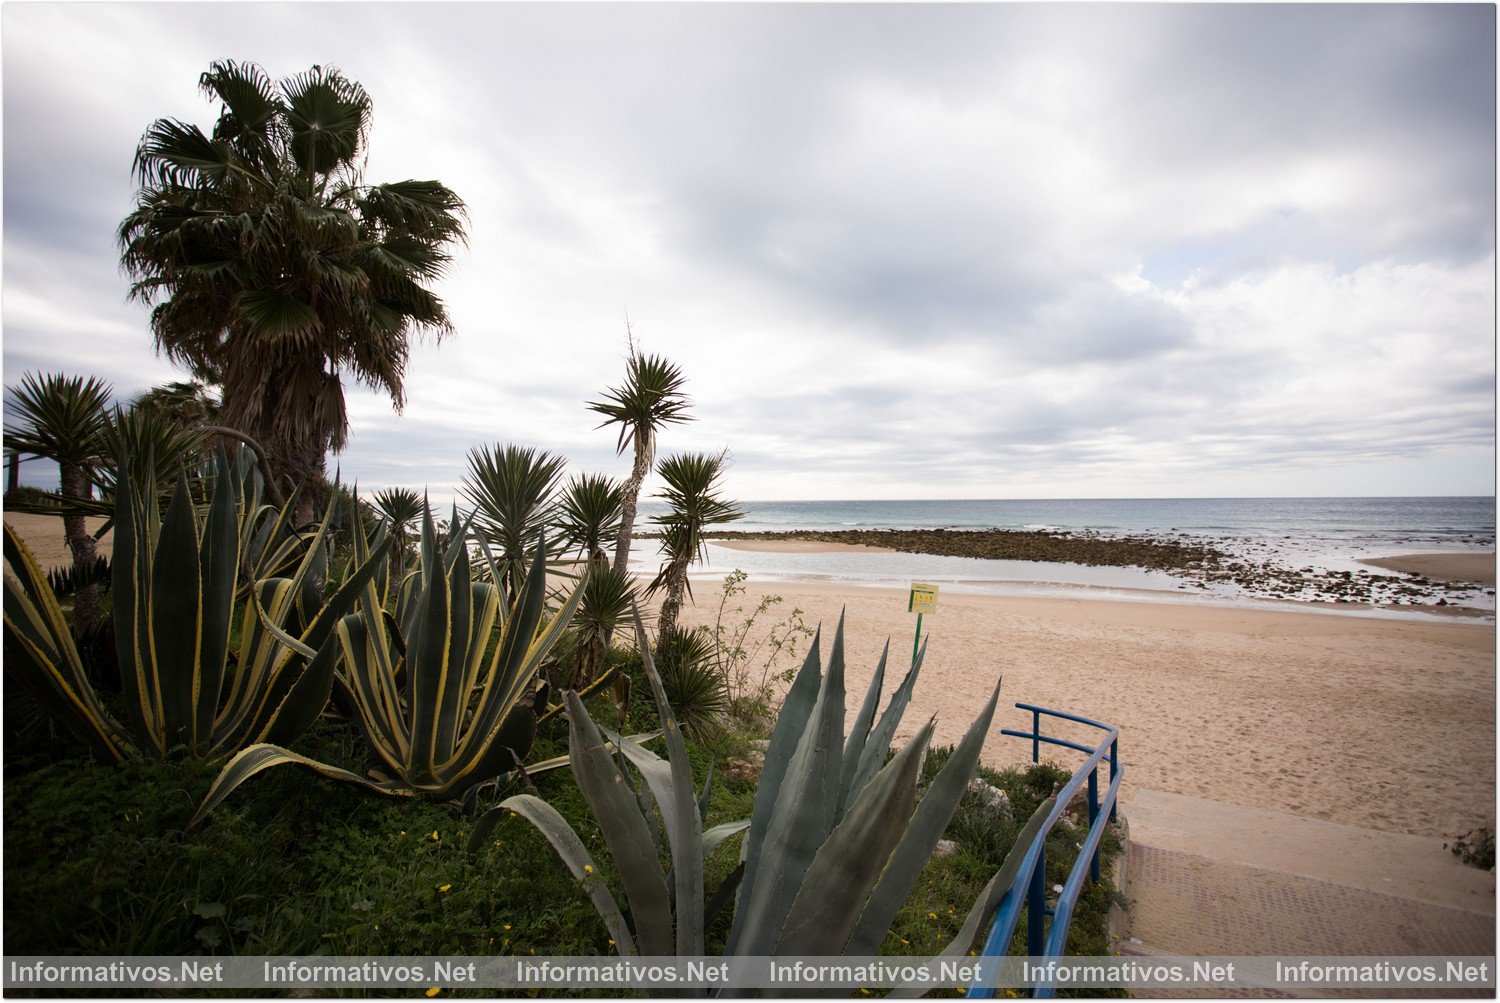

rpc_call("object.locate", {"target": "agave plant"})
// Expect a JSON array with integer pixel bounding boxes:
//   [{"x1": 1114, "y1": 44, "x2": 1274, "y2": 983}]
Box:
[
  {"x1": 190, "y1": 503, "x2": 585, "y2": 822},
  {"x1": 2, "y1": 449, "x2": 390, "y2": 762},
  {"x1": 489, "y1": 609, "x2": 1049, "y2": 972},
  {"x1": 464, "y1": 443, "x2": 567, "y2": 597}
]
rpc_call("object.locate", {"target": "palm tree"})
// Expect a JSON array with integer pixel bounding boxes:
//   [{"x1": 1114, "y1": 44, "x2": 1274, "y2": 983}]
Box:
[
  {"x1": 131, "y1": 380, "x2": 221, "y2": 428},
  {"x1": 463, "y1": 443, "x2": 567, "y2": 598},
  {"x1": 2, "y1": 372, "x2": 113, "y2": 632},
  {"x1": 119, "y1": 61, "x2": 467, "y2": 523},
  {"x1": 648, "y1": 451, "x2": 743, "y2": 658},
  {"x1": 587, "y1": 345, "x2": 692, "y2": 576}
]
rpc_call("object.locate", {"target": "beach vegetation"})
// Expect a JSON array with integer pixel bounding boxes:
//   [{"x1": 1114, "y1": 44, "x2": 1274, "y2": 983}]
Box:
[
  {"x1": 707, "y1": 567, "x2": 816, "y2": 724},
  {"x1": 2, "y1": 372, "x2": 114, "y2": 632},
  {"x1": 556, "y1": 472, "x2": 626, "y2": 567},
  {"x1": 493, "y1": 609, "x2": 1056, "y2": 980},
  {"x1": 654, "y1": 626, "x2": 727, "y2": 733},
  {"x1": 588, "y1": 345, "x2": 693, "y2": 575},
  {"x1": 119, "y1": 60, "x2": 467, "y2": 522},
  {"x1": 189, "y1": 501, "x2": 583, "y2": 820},
  {"x1": 1446, "y1": 826, "x2": 1495, "y2": 870},
  {"x1": 464, "y1": 443, "x2": 568, "y2": 599},
  {"x1": 4, "y1": 613, "x2": 1121, "y2": 975},
  {"x1": 371, "y1": 485, "x2": 424, "y2": 583},
  {"x1": 3, "y1": 448, "x2": 389, "y2": 763},
  {"x1": 551, "y1": 563, "x2": 639, "y2": 692},
  {"x1": 129, "y1": 378, "x2": 222, "y2": 430},
  {"x1": 647, "y1": 450, "x2": 744, "y2": 657}
]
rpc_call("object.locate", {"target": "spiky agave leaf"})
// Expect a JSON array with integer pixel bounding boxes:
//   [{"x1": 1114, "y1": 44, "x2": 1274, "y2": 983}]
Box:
[
  {"x1": 2, "y1": 523, "x2": 133, "y2": 761},
  {"x1": 192, "y1": 502, "x2": 584, "y2": 821}
]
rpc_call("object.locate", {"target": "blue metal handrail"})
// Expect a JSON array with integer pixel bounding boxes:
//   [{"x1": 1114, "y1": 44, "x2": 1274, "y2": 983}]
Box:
[{"x1": 966, "y1": 703, "x2": 1122, "y2": 1000}]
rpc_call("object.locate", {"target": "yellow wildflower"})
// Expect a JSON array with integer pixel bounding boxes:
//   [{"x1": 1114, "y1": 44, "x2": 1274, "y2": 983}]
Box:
[
  {"x1": 425, "y1": 989, "x2": 441, "y2": 998},
  {"x1": 928, "y1": 912, "x2": 938, "y2": 920},
  {"x1": 428, "y1": 831, "x2": 441, "y2": 842},
  {"x1": 503, "y1": 924, "x2": 511, "y2": 931},
  {"x1": 584, "y1": 864, "x2": 593, "y2": 874},
  {"x1": 438, "y1": 884, "x2": 451, "y2": 893}
]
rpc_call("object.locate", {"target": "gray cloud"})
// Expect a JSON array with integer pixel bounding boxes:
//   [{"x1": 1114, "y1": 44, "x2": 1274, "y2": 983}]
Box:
[{"x1": 2, "y1": 4, "x2": 1493, "y2": 501}]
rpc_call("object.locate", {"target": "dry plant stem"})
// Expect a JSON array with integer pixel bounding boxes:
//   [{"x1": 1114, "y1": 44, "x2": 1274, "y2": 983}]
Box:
[{"x1": 201, "y1": 424, "x2": 285, "y2": 509}]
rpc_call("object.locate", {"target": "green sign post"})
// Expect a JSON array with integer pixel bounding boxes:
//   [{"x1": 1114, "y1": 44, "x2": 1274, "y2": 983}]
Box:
[{"x1": 907, "y1": 583, "x2": 939, "y2": 664}]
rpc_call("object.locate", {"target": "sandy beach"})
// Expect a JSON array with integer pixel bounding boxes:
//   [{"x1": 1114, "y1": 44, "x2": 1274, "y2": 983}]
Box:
[
  {"x1": 10, "y1": 511, "x2": 1491, "y2": 841},
  {"x1": 1359, "y1": 552, "x2": 1496, "y2": 587},
  {"x1": 675, "y1": 578, "x2": 1495, "y2": 841},
  {"x1": 3, "y1": 513, "x2": 113, "y2": 569}
]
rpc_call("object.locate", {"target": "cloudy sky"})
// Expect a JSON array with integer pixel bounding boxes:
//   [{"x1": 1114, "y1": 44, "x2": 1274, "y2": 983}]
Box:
[{"x1": 3, "y1": 3, "x2": 1495, "y2": 503}]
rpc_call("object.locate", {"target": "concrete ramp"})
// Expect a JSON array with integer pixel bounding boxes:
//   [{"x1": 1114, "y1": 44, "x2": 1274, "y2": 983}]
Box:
[{"x1": 1120, "y1": 790, "x2": 1494, "y2": 959}]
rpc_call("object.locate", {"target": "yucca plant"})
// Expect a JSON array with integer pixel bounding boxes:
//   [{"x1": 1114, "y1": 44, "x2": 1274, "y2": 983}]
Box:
[
  {"x1": 371, "y1": 486, "x2": 423, "y2": 583},
  {"x1": 3, "y1": 371, "x2": 114, "y2": 632},
  {"x1": 649, "y1": 451, "x2": 744, "y2": 657},
  {"x1": 656, "y1": 627, "x2": 726, "y2": 734},
  {"x1": 2, "y1": 449, "x2": 391, "y2": 762},
  {"x1": 556, "y1": 472, "x2": 625, "y2": 566},
  {"x1": 190, "y1": 503, "x2": 586, "y2": 822},
  {"x1": 464, "y1": 443, "x2": 567, "y2": 598},
  {"x1": 551, "y1": 563, "x2": 639, "y2": 691},
  {"x1": 490, "y1": 609, "x2": 1051, "y2": 975},
  {"x1": 100, "y1": 403, "x2": 211, "y2": 496},
  {"x1": 587, "y1": 347, "x2": 693, "y2": 575}
]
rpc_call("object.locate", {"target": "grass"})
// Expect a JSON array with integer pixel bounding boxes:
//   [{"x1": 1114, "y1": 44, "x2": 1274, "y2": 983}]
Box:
[{"x1": 5, "y1": 646, "x2": 1124, "y2": 998}]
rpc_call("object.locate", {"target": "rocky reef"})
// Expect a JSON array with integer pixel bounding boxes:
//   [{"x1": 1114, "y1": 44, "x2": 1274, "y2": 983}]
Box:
[{"x1": 701, "y1": 528, "x2": 1494, "y2": 612}]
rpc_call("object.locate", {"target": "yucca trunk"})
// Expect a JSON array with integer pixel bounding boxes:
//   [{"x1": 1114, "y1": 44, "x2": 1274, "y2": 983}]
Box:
[
  {"x1": 654, "y1": 564, "x2": 687, "y2": 660},
  {"x1": 59, "y1": 461, "x2": 99, "y2": 635},
  {"x1": 612, "y1": 440, "x2": 651, "y2": 576}
]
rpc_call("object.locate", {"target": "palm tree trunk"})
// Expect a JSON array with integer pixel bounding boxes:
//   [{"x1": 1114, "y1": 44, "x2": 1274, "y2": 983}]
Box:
[
  {"x1": 59, "y1": 461, "x2": 99, "y2": 635},
  {"x1": 655, "y1": 565, "x2": 687, "y2": 660},
  {"x1": 611, "y1": 439, "x2": 652, "y2": 576}
]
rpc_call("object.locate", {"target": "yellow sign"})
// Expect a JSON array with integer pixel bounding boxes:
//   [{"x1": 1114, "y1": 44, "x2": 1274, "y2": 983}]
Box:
[{"x1": 908, "y1": 583, "x2": 939, "y2": 615}]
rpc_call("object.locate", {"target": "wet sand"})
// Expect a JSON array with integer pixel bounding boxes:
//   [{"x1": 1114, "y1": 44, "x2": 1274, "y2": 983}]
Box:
[
  {"x1": 713, "y1": 539, "x2": 896, "y2": 555},
  {"x1": 1360, "y1": 552, "x2": 1495, "y2": 587}
]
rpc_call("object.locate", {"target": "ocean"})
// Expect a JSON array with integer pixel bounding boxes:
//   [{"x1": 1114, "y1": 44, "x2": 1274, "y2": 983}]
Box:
[{"x1": 627, "y1": 496, "x2": 1497, "y2": 616}]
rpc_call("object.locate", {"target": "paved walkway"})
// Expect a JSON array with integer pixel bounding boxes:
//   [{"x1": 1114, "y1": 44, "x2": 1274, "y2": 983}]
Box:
[{"x1": 1119, "y1": 790, "x2": 1495, "y2": 997}]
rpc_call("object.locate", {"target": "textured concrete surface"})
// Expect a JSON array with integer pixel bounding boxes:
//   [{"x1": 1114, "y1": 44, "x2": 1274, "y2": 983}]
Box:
[
  {"x1": 1124, "y1": 843, "x2": 1494, "y2": 957},
  {"x1": 1125, "y1": 789, "x2": 1495, "y2": 913},
  {"x1": 1117, "y1": 790, "x2": 1495, "y2": 999}
]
